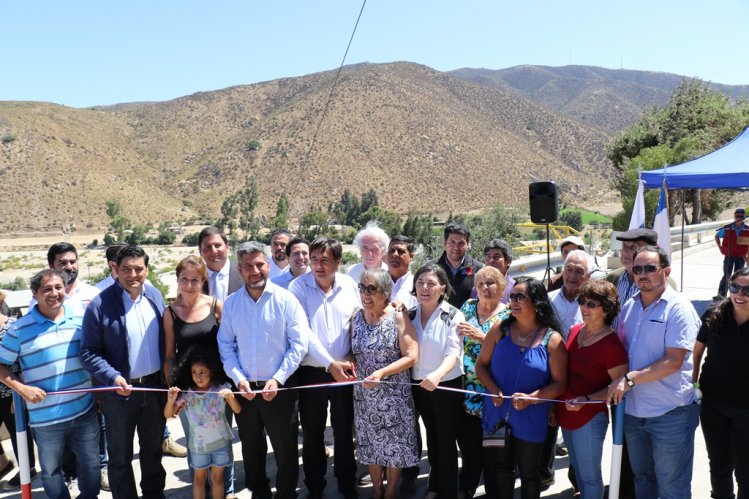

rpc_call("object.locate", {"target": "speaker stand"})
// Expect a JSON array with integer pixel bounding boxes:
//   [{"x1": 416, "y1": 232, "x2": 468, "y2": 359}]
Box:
[{"x1": 541, "y1": 223, "x2": 554, "y2": 286}]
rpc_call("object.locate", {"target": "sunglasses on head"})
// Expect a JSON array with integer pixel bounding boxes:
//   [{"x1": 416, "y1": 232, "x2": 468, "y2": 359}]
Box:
[
  {"x1": 577, "y1": 297, "x2": 601, "y2": 308},
  {"x1": 728, "y1": 282, "x2": 749, "y2": 297},
  {"x1": 508, "y1": 293, "x2": 527, "y2": 303},
  {"x1": 632, "y1": 264, "x2": 661, "y2": 275},
  {"x1": 358, "y1": 283, "x2": 379, "y2": 295}
]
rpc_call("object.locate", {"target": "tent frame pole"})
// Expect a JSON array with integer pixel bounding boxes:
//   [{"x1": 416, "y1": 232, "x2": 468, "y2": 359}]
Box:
[{"x1": 681, "y1": 190, "x2": 685, "y2": 292}]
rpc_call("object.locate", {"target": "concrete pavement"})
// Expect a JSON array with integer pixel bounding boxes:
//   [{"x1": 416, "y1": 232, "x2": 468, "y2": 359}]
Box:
[{"x1": 0, "y1": 243, "x2": 726, "y2": 498}]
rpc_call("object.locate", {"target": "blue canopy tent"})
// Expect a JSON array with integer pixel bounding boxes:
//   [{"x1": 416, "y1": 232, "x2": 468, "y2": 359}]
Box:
[
  {"x1": 639, "y1": 126, "x2": 749, "y2": 290},
  {"x1": 641, "y1": 126, "x2": 749, "y2": 189}
]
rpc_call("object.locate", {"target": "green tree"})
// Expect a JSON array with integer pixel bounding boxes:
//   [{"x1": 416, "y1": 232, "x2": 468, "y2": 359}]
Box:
[
  {"x1": 560, "y1": 210, "x2": 583, "y2": 231},
  {"x1": 402, "y1": 211, "x2": 435, "y2": 247},
  {"x1": 271, "y1": 193, "x2": 289, "y2": 230},
  {"x1": 356, "y1": 206, "x2": 401, "y2": 237},
  {"x1": 238, "y1": 176, "x2": 260, "y2": 239},
  {"x1": 608, "y1": 78, "x2": 749, "y2": 228},
  {"x1": 463, "y1": 205, "x2": 524, "y2": 262},
  {"x1": 219, "y1": 193, "x2": 239, "y2": 233},
  {"x1": 299, "y1": 206, "x2": 328, "y2": 240},
  {"x1": 126, "y1": 224, "x2": 147, "y2": 245}
]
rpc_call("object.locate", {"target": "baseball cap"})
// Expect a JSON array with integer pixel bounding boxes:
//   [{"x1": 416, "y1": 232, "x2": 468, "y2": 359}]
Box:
[
  {"x1": 735, "y1": 208, "x2": 745, "y2": 217},
  {"x1": 615, "y1": 228, "x2": 658, "y2": 245},
  {"x1": 559, "y1": 235, "x2": 585, "y2": 251}
]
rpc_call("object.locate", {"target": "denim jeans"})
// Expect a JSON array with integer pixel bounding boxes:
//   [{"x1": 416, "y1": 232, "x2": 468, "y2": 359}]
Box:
[
  {"x1": 32, "y1": 408, "x2": 100, "y2": 499},
  {"x1": 719, "y1": 256, "x2": 746, "y2": 296},
  {"x1": 100, "y1": 391, "x2": 166, "y2": 499},
  {"x1": 562, "y1": 411, "x2": 608, "y2": 499},
  {"x1": 624, "y1": 403, "x2": 700, "y2": 499},
  {"x1": 178, "y1": 404, "x2": 235, "y2": 495}
]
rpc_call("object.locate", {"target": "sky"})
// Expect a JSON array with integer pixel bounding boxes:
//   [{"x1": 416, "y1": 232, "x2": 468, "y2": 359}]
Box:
[{"x1": 2, "y1": 1, "x2": 747, "y2": 108}]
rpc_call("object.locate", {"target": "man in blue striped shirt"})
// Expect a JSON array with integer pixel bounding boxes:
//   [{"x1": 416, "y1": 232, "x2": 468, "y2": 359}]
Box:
[{"x1": 0, "y1": 269, "x2": 100, "y2": 498}]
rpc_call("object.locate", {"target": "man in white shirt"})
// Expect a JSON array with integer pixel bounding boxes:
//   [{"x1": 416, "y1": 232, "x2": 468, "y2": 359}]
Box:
[
  {"x1": 44, "y1": 242, "x2": 100, "y2": 312},
  {"x1": 272, "y1": 236, "x2": 311, "y2": 289},
  {"x1": 268, "y1": 229, "x2": 291, "y2": 279},
  {"x1": 198, "y1": 226, "x2": 243, "y2": 301},
  {"x1": 218, "y1": 241, "x2": 309, "y2": 499},
  {"x1": 387, "y1": 235, "x2": 417, "y2": 309},
  {"x1": 289, "y1": 238, "x2": 359, "y2": 499}
]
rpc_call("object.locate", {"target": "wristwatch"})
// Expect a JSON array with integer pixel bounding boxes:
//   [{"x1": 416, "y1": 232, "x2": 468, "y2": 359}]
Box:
[{"x1": 624, "y1": 372, "x2": 635, "y2": 388}]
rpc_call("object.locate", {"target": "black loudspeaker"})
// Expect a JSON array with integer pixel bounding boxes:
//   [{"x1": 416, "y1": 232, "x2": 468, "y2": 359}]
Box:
[{"x1": 529, "y1": 181, "x2": 558, "y2": 224}]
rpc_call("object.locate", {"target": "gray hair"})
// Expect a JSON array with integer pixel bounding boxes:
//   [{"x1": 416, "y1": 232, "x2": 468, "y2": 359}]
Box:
[
  {"x1": 361, "y1": 268, "x2": 393, "y2": 299},
  {"x1": 565, "y1": 249, "x2": 593, "y2": 274},
  {"x1": 237, "y1": 241, "x2": 270, "y2": 262},
  {"x1": 30, "y1": 269, "x2": 64, "y2": 293},
  {"x1": 353, "y1": 221, "x2": 390, "y2": 252}
]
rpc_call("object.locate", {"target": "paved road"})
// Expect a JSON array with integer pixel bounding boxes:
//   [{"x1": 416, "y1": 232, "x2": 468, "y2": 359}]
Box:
[{"x1": 0, "y1": 243, "x2": 725, "y2": 498}]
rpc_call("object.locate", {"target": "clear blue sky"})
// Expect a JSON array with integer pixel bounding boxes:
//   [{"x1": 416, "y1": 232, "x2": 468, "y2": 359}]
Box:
[{"x1": 2, "y1": 0, "x2": 747, "y2": 108}]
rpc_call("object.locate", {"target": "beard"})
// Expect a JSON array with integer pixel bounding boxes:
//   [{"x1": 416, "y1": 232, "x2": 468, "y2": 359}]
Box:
[
  {"x1": 274, "y1": 251, "x2": 287, "y2": 262},
  {"x1": 247, "y1": 278, "x2": 267, "y2": 289},
  {"x1": 60, "y1": 268, "x2": 78, "y2": 286}
]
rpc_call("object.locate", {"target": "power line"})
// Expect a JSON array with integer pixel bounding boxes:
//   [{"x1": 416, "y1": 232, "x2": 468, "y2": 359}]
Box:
[{"x1": 289, "y1": 0, "x2": 368, "y2": 210}]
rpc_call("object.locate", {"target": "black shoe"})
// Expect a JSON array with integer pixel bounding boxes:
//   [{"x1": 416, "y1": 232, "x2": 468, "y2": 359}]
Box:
[
  {"x1": 540, "y1": 478, "x2": 555, "y2": 492},
  {"x1": 340, "y1": 486, "x2": 359, "y2": 499},
  {"x1": 399, "y1": 476, "x2": 417, "y2": 497},
  {"x1": 3, "y1": 469, "x2": 39, "y2": 490},
  {"x1": 556, "y1": 443, "x2": 568, "y2": 456},
  {"x1": 357, "y1": 472, "x2": 371, "y2": 486}
]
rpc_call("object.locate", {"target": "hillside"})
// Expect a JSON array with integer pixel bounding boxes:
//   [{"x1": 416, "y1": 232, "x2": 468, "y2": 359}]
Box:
[
  {"x1": 450, "y1": 65, "x2": 749, "y2": 134},
  {"x1": 2, "y1": 62, "x2": 711, "y2": 231}
]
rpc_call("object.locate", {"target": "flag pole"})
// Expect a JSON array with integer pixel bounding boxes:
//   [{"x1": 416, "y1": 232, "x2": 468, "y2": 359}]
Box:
[
  {"x1": 12, "y1": 392, "x2": 33, "y2": 499},
  {"x1": 608, "y1": 401, "x2": 626, "y2": 499}
]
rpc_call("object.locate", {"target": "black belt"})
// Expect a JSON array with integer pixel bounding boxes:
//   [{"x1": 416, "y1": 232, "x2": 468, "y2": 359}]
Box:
[
  {"x1": 247, "y1": 381, "x2": 268, "y2": 389},
  {"x1": 130, "y1": 372, "x2": 161, "y2": 386}
]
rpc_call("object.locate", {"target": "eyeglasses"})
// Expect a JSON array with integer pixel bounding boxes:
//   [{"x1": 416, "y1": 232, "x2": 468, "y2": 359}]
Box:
[
  {"x1": 728, "y1": 283, "x2": 749, "y2": 297},
  {"x1": 358, "y1": 283, "x2": 379, "y2": 295},
  {"x1": 509, "y1": 293, "x2": 527, "y2": 303},
  {"x1": 632, "y1": 264, "x2": 661, "y2": 275},
  {"x1": 577, "y1": 297, "x2": 602, "y2": 308}
]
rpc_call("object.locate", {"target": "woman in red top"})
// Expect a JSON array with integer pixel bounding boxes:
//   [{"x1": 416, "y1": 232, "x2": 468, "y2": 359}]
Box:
[{"x1": 556, "y1": 280, "x2": 628, "y2": 499}]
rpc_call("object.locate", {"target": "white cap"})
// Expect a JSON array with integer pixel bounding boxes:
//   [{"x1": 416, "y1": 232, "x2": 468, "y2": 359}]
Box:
[{"x1": 559, "y1": 235, "x2": 585, "y2": 251}]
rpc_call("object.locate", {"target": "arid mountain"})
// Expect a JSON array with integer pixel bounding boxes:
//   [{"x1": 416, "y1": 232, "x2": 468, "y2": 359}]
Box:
[
  {"x1": 0, "y1": 62, "x2": 681, "y2": 231},
  {"x1": 450, "y1": 65, "x2": 749, "y2": 134}
]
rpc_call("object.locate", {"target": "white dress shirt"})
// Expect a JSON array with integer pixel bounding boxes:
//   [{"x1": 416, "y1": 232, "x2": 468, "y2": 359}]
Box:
[
  {"x1": 411, "y1": 301, "x2": 464, "y2": 381},
  {"x1": 218, "y1": 281, "x2": 309, "y2": 385},
  {"x1": 391, "y1": 272, "x2": 417, "y2": 309},
  {"x1": 289, "y1": 272, "x2": 360, "y2": 368},
  {"x1": 208, "y1": 259, "x2": 232, "y2": 302},
  {"x1": 346, "y1": 262, "x2": 388, "y2": 283},
  {"x1": 549, "y1": 287, "x2": 583, "y2": 341},
  {"x1": 269, "y1": 258, "x2": 290, "y2": 280}
]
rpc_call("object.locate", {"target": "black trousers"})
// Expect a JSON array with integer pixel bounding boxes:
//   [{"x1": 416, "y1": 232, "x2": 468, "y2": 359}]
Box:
[
  {"x1": 484, "y1": 435, "x2": 544, "y2": 499},
  {"x1": 235, "y1": 382, "x2": 299, "y2": 499},
  {"x1": 0, "y1": 395, "x2": 36, "y2": 469},
  {"x1": 412, "y1": 376, "x2": 463, "y2": 499},
  {"x1": 297, "y1": 366, "x2": 356, "y2": 493},
  {"x1": 538, "y1": 424, "x2": 558, "y2": 484},
  {"x1": 100, "y1": 389, "x2": 166, "y2": 499},
  {"x1": 457, "y1": 411, "x2": 483, "y2": 496},
  {"x1": 701, "y1": 398, "x2": 749, "y2": 499}
]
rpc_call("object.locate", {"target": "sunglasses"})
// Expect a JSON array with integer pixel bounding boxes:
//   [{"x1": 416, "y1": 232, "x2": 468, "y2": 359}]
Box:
[
  {"x1": 632, "y1": 264, "x2": 661, "y2": 275},
  {"x1": 358, "y1": 283, "x2": 379, "y2": 295},
  {"x1": 509, "y1": 293, "x2": 528, "y2": 303},
  {"x1": 577, "y1": 298, "x2": 602, "y2": 308},
  {"x1": 728, "y1": 283, "x2": 749, "y2": 297}
]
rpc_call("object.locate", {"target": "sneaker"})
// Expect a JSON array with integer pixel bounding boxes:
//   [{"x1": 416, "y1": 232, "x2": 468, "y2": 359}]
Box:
[
  {"x1": 100, "y1": 467, "x2": 110, "y2": 491},
  {"x1": 66, "y1": 476, "x2": 80, "y2": 496},
  {"x1": 357, "y1": 471, "x2": 371, "y2": 486},
  {"x1": 162, "y1": 436, "x2": 188, "y2": 457},
  {"x1": 3, "y1": 469, "x2": 38, "y2": 490}
]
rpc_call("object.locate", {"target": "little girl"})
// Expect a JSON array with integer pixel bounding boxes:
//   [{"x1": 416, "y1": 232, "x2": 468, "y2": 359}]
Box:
[{"x1": 164, "y1": 347, "x2": 241, "y2": 499}]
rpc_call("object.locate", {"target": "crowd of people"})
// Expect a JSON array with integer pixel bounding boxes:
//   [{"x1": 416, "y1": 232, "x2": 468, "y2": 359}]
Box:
[{"x1": 0, "y1": 218, "x2": 744, "y2": 499}]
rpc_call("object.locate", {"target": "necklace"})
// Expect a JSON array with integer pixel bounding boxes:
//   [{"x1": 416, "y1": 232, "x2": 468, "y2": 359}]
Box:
[
  {"x1": 514, "y1": 324, "x2": 538, "y2": 344},
  {"x1": 578, "y1": 325, "x2": 611, "y2": 348}
]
